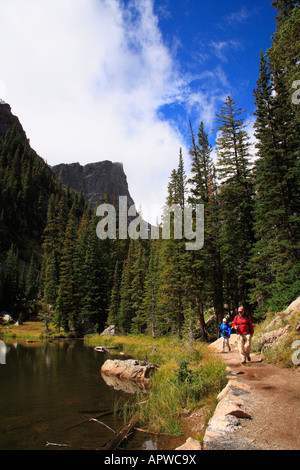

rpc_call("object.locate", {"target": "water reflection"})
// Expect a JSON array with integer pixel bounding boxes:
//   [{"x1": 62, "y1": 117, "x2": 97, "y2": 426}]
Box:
[
  {"x1": 0, "y1": 340, "x2": 135, "y2": 450},
  {"x1": 0, "y1": 340, "x2": 182, "y2": 451},
  {"x1": 101, "y1": 371, "x2": 150, "y2": 394}
]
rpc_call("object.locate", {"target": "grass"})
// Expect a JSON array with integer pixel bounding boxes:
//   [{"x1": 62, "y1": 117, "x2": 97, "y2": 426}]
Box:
[
  {"x1": 85, "y1": 333, "x2": 227, "y2": 438},
  {"x1": 251, "y1": 305, "x2": 300, "y2": 368},
  {"x1": 0, "y1": 319, "x2": 47, "y2": 341},
  {"x1": 0, "y1": 317, "x2": 65, "y2": 342}
]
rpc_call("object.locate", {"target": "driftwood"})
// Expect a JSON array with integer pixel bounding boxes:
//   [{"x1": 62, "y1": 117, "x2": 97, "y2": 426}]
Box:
[
  {"x1": 103, "y1": 416, "x2": 138, "y2": 450},
  {"x1": 62, "y1": 407, "x2": 122, "y2": 432},
  {"x1": 94, "y1": 346, "x2": 119, "y2": 352},
  {"x1": 89, "y1": 418, "x2": 115, "y2": 433},
  {"x1": 46, "y1": 441, "x2": 71, "y2": 447}
]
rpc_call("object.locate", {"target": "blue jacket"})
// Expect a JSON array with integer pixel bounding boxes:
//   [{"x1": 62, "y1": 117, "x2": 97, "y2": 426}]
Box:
[{"x1": 220, "y1": 323, "x2": 231, "y2": 338}]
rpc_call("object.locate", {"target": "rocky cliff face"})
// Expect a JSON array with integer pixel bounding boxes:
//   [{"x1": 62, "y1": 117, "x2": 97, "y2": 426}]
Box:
[
  {"x1": 0, "y1": 102, "x2": 30, "y2": 148},
  {"x1": 0, "y1": 103, "x2": 137, "y2": 216},
  {"x1": 51, "y1": 161, "x2": 135, "y2": 209}
]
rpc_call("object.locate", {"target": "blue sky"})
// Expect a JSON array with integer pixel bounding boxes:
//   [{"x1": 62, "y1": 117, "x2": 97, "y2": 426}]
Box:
[
  {"x1": 154, "y1": 0, "x2": 276, "y2": 141},
  {"x1": 0, "y1": 0, "x2": 277, "y2": 223}
]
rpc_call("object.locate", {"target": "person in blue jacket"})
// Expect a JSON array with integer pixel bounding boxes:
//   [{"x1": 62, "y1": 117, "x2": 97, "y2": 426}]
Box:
[{"x1": 219, "y1": 318, "x2": 231, "y2": 353}]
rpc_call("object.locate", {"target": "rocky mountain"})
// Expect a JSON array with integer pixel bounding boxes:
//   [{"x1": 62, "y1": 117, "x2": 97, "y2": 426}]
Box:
[
  {"x1": 0, "y1": 102, "x2": 30, "y2": 148},
  {"x1": 0, "y1": 103, "x2": 137, "y2": 214},
  {"x1": 51, "y1": 161, "x2": 135, "y2": 210}
]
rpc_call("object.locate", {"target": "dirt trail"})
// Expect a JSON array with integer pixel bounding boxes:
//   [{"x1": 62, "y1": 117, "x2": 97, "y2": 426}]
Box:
[{"x1": 209, "y1": 334, "x2": 300, "y2": 450}]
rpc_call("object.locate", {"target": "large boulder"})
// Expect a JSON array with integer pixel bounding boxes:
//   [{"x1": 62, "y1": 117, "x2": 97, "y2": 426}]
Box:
[
  {"x1": 101, "y1": 359, "x2": 159, "y2": 382},
  {"x1": 258, "y1": 296, "x2": 300, "y2": 352},
  {"x1": 101, "y1": 325, "x2": 115, "y2": 336},
  {"x1": 0, "y1": 312, "x2": 14, "y2": 324}
]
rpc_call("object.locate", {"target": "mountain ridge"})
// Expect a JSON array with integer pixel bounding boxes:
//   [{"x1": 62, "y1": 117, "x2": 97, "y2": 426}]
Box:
[
  {"x1": 0, "y1": 103, "x2": 137, "y2": 213},
  {"x1": 0, "y1": 102, "x2": 30, "y2": 149}
]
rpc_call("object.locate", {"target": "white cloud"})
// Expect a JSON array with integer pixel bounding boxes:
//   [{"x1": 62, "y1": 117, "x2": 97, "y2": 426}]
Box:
[
  {"x1": 210, "y1": 40, "x2": 243, "y2": 62},
  {"x1": 225, "y1": 7, "x2": 254, "y2": 25},
  {"x1": 0, "y1": 0, "x2": 189, "y2": 224}
]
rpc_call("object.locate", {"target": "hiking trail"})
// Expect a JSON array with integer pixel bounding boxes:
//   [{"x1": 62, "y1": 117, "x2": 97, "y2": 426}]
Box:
[{"x1": 204, "y1": 334, "x2": 300, "y2": 450}]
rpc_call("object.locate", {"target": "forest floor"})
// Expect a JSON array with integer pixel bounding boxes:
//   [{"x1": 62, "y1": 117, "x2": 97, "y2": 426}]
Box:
[{"x1": 206, "y1": 334, "x2": 300, "y2": 450}]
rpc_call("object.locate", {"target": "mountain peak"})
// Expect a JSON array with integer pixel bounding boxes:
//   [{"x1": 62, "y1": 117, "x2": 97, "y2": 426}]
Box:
[
  {"x1": 0, "y1": 102, "x2": 30, "y2": 148},
  {"x1": 51, "y1": 160, "x2": 135, "y2": 209}
]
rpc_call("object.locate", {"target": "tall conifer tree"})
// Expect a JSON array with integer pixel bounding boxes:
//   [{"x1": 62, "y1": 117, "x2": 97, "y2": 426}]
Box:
[
  {"x1": 249, "y1": 2, "x2": 300, "y2": 313},
  {"x1": 215, "y1": 96, "x2": 254, "y2": 312}
]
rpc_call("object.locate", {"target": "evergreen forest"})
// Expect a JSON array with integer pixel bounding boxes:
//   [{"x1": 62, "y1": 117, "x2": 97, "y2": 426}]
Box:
[{"x1": 0, "y1": 1, "x2": 299, "y2": 339}]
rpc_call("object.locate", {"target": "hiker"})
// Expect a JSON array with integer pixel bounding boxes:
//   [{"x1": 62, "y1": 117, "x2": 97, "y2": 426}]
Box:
[
  {"x1": 219, "y1": 318, "x2": 231, "y2": 352},
  {"x1": 232, "y1": 306, "x2": 254, "y2": 364}
]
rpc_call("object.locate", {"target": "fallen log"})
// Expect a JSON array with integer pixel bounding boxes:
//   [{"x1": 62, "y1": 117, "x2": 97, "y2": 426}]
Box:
[
  {"x1": 94, "y1": 346, "x2": 119, "y2": 352},
  {"x1": 103, "y1": 416, "x2": 138, "y2": 450}
]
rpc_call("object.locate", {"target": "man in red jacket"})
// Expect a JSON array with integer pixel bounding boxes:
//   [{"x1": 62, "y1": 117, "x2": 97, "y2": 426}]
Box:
[{"x1": 232, "y1": 306, "x2": 254, "y2": 364}]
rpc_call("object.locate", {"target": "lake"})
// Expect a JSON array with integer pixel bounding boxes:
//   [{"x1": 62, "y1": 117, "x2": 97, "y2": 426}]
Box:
[{"x1": 0, "y1": 339, "x2": 181, "y2": 451}]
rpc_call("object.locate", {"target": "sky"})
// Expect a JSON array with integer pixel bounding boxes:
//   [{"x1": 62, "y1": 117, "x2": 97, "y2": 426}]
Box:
[{"x1": 0, "y1": 0, "x2": 277, "y2": 224}]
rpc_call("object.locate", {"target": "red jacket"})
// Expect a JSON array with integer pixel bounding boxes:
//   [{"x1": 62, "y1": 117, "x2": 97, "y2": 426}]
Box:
[{"x1": 232, "y1": 314, "x2": 254, "y2": 335}]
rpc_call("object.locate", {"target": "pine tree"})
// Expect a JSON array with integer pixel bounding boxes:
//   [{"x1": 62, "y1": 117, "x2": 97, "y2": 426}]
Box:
[
  {"x1": 188, "y1": 120, "x2": 213, "y2": 205},
  {"x1": 249, "y1": 5, "x2": 300, "y2": 313},
  {"x1": 187, "y1": 121, "x2": 217, "y2": 335},
  {"x1": 41, "y1": 194, "x2": 68, "y2": 307},
  {"x1": 55, "y1": 207, "x2": 78, "y2": 331},
  {"x1": 80, "y1": 215, "x2": 110, "y2": 332},
  {"x1": 25, "y1": 253, "x2": 39, "y2": 301},
  {"x1": 158, "y1": 152, "x2": 189, "y2": 338},
  {"x1": 73, "y1": 207, "x2": 92, "y2": 321},
  {"x1": 107, "y1": 261, "x2": 121, "y2": 327},
  {"x1": 130, "y1": 241, "x2": 148, "y2": 334},
  {"x1": 0, "y1": 245, "x2": 20, "y2": 315},
  {"x1": 167, "y1": 148, "x2": 187, "y2": 207},
  {"x1": 215, "y1": 96, "x2": 254, "y2": 311},
  {"x1": 118, "y1": 240, "x2": 135, "y2": 333},
  {"x1": 141, "y1": 240, "x2": 160, "y2": 337}
]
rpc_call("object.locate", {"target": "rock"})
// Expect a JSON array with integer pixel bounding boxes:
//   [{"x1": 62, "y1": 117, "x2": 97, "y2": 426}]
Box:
[
  {"x1": 101, "y1": 371, "x2": 149, "y2": 394},
  {"x1": 208, "y1": 333, "x2": 238, "y2": 352},
  {"x1": 283, "y1": 297, "x2": 300, "y2": 316},
  {"x1": 260, "y1": 325, "x2": 291, "y2": 351},
  {"x1": 217, "y1": 379, "x2": 250, "y2": 401},
  {"x1": 203, "y1": 379, "x2": 252, "y2": 450},
  {"x1": 0, "y1": 103, "x2": 30, "y2": 148},
  {"x1": 264, "y1": 297, "x2": 300, "y2": 331},
  {"x1": 0, "y1": 312, "x2": 14, "y2": 324},
  {"x1": 204, "y1": 435, "x2": 263, "y2": 451},
  {"x1": 101, "y1": 359, "x2": 159, "y2": 382},
  {"x1": 176, "y1": 437, "x2": 202, "y2": 451},
  {"x1": 101, "y1": 325, "x2": 115, "y2": 336},
  {"x1": 52, "y1": 161, "x2": 135, "y2": 210}
]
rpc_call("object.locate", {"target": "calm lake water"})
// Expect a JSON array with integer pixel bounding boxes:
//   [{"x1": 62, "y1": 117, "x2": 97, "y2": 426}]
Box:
[{"x1": 0, "y1": 339, "x2": 182, "y2": 451}]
